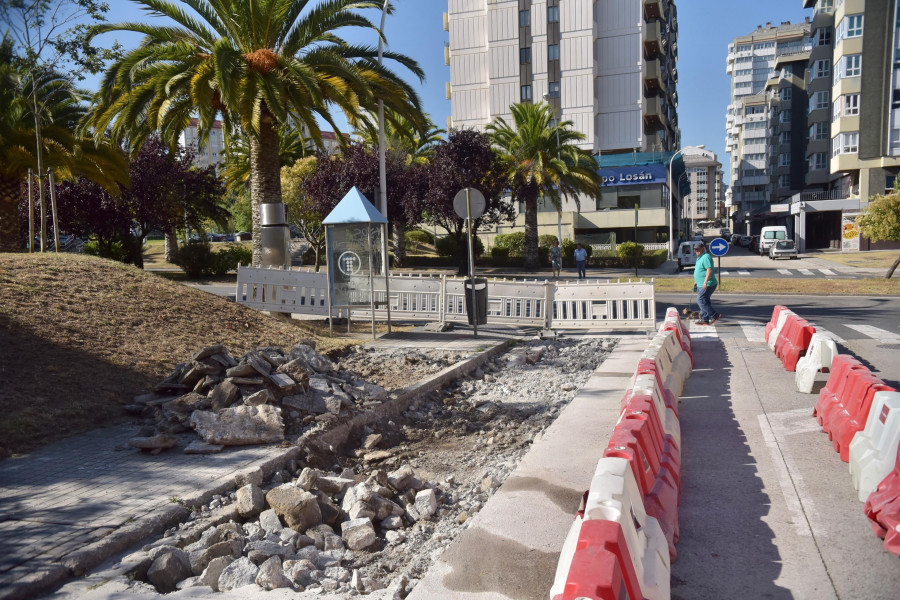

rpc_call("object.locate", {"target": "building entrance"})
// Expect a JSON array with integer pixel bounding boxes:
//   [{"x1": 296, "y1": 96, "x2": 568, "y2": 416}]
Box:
[{"x1": 806, "y1": 211, "x2": 842, "y2": 250}]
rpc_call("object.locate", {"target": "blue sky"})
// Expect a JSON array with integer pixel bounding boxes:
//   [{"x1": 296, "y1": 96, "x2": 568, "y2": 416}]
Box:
[{"x1": 88, "y1": 0, "x2": 812, "y2": 184}]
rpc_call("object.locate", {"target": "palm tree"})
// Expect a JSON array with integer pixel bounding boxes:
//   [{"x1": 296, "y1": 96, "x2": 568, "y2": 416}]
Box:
[
  {"x1": 85, "y1": 0, "x2": 426, "y2": 265},
  {"x1": 0, "y1": 37, "x2": 128, "y2": 253},
  {"x1": 487, "y1": 101, "x2": 603, "y2": 269},
  {"x1": 356, "y1": 110, "x2": 444, "y2": 166}
]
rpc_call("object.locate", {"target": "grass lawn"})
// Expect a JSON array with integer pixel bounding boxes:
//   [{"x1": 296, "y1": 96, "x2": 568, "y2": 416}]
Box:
[
  {"x1": 814, "y1": 250, "x2": 899, "y2": 270},
  {"x1": 142, "y1": 239, "x2": 254, "y2": 270}
]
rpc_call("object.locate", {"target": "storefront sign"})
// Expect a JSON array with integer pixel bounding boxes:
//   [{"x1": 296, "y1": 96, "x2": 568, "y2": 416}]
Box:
[{"x1": 598, "y1": 164, "x2": 667, "y2": 187}]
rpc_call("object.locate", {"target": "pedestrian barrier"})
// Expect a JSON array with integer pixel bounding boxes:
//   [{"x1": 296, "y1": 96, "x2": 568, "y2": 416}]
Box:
[
  {"x1": 236, "y1": 267, "x2": 657, "y2": 331},
  {"x1": 764, "y1": 305, "x2": 790, "y2": 344},
  {"x1": 621, "y1": 392, "x2": 682, "y2": 493},
  {"x1": 863, "y1": 442, "x2": 900, "y2": 556},
  {"x1": 549, "y1": 517, "x2": 645, "y2": 600},
  {"x1": 661, "y1": 322, "x2": 693, "y2": 366},
  {"x1": 773, "y1": 314, "x2": 816, "y2": 372},
  {"x1": 628, "y1": 373, "x2": 681, "y2": 441},
  {"x1": 604, "y1": 410, "x2": 680, "y2": 560},
  {"x1": 849, "y1": 392, "x2": 900, "y2": 502},
  {"x1": 795, "y1": 332, "x2": 840, "y2": 394},
  {"x1": 642, "y1": 331, "x2": 692, "y2": 398},
  {"x1": 766, "y1": 307, "x2": 795, "y2": 350},
  {"x1": 827, "y1": 371, "x2": 895, "y2": 462},
  {"x1": 813, "y1": 355, "x2": 868, "y2": 427},
  {"x1": 663, "y1": 307, "x2": 692, "y2": 352}
]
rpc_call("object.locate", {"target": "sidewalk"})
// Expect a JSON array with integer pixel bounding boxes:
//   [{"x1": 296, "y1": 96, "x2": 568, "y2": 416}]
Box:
[{"x1": 0, "y1": 327, "x2": 521, "y2": 600}]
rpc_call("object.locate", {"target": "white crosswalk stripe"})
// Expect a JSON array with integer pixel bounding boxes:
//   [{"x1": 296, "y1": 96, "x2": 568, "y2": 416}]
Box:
[
  {"x1": 777, "y1": 269, "x2": 792, "y2": 275},
  {"x1": 738, "y1": 321, "x2": 767, "y2": 342},
  {"x1": 807, "y1": 324, "x2": 846, "y2": 344},
  {"x1": 819, "y1": 268, "x2": 836, "y2": 276},
  {"x1": 738, "y1": 270, "x2": 750, "y2": 275},
  {"x1": 720, "y1": 270, "x2": 730, "y2": 275},
  {"x1": 798, "y1": 269, "x2": 814, "y2": 275},
  {"x1": 844, "y1": 324, "x2": 900, "y2": 342}
]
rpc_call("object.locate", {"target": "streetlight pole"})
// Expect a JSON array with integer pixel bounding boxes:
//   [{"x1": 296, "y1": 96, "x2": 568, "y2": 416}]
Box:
[
  {"x1": 377, "y1": 0, "x2": 392, "y2": 333},
  {"x1": 667, "y1": 144, "x2": 704, "y2": 261},
  {"x1": 543, "y1": 93, "x2": 563, "y2": 242}
]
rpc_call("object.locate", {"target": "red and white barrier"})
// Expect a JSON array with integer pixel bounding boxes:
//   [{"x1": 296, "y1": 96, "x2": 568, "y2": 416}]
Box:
[
  {"x1": 850, "y1": 391, "x2": 900, "y2": 503},
  {"x1": 773, "y1": 314, "x2": 816, "y2": 372},
  {"x1": 795, "y1": 332, "x2": 839, "y2": 394},
  {"x1": 766, "y1": 308, "x2": 795, "y2": 349},
  {"x1": 864, "y1": 441, "x2": 900, "y2": 556},
  {"x1": 764, "y1": 305, "x2": 789, "y2": 344}
]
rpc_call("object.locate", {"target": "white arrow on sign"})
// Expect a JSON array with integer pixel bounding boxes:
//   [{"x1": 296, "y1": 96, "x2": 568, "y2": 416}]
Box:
[{"x1": 709, "y1": 238, "x2": 729, "y2": 256}]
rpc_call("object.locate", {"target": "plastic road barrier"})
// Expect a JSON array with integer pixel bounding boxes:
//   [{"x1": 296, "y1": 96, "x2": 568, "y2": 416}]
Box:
[
  {"x1": 795, "y1": 332, "x2": 840, "y2": 394},
  {"x1": 621, "y1": 393, "x2": 682, "y2": 493},
  {"x1": 850, "y1": 392, "x2": 900, "y2": 502},
  {"x1": 764, "y1": 305, "x2": 790, "y2": 344},
  {"x1": 629, "y1": 373, "x2": 681, "y2": 444},
  {"x1": 604, "y1": 414, "x2": 680, "y2": 560},
  {"x1": 864, "y1": 442, "x2": 900, "y2": 556},
  {"x1": 549, "y1": 517, "x2": 645, "y2": 600},
  {"x1": 773, "y1": 315, "x2": 816, "y2": 372},
  {"x1": 661, "y1": 321, "x2": 693, "y2": 366},
  {"x1": 663, "y1": 307, "x2": 692, "y2": 351},
  {"x1": 767, "y1": 308, "x2": 795, "y2": 350},
  {"x1": 643, "y1": 331, "x2": 692, "y2": 398},
  {"x1": 827, "y1": 371, "x2": 895, "y2": 462},
  {"x1": 813, "y1": 355, "x2": 868, "y2": 426}
]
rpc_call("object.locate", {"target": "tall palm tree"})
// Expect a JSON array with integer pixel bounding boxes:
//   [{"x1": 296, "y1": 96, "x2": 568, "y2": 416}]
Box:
[
  {"x1": 488, "y1": 101, "x2": 603, "y2": 269},
  {"x1": 84, "y1": 0, "x2": 425, "y2": 265},
  {"x1": 356, "y1": 110, "x2": 444, "y2": 166},
  {"x1": 0, "y1": 38, "x2": 128, "y2": 252}
]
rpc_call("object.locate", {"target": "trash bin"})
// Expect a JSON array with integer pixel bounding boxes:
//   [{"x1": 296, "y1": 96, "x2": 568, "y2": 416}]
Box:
[{"x1": 465, "y1": 278, "x2": 488, "y2": 326}]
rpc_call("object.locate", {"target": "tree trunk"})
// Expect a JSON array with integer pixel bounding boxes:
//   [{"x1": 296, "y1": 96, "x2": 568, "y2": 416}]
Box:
[
  {"x1": 248, "y1": 105, "x2": 283, "y2": 267},
  {"x1": 886, "y1": 255, "x2": 900, "y2": 279},
  {"x1": 0, "y1": 174, "x2": 23, "y2": 252},
  {"x1": 164, "y1": 229, "x2": 178, "y2": 263},
  {"x1": 392, "y1": 223, "x2": 405, "y2": 268},
  {"x1": 523, "y1": 191, "x2": 540, "y2": 270}
]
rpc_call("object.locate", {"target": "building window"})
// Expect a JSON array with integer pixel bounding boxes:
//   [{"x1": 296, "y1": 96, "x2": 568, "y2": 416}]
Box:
[
  {"x1": 548, "y1": 44, "x2": 559, "y2": 62},
  {"x1": 520, "y1": 47, "x2": 531, "y2": 64},
  {"x1": 779, "y1": 153, "x2": 791, "y2": 167},
  {"x1": 835, "y1": 54, "x2": 862, "y2": 83},
  {"x1": 780, "y1": 88, "x2": 792, "y2": 101},
  {"x1": 780, "y1": 131, "x2": 792, "y2": 144},
  {"x1": 779, "y1": 175, "x2": 791, "y2": 188},
  {"x1": 812, "y1": 59, "x2": 830, "y2": 79},
  {"x1": 832, "y1": 131, "x2": 859, "y2": 156},
  {"x1": 519, "y1": 9, "x2": 530, "y2": 27},
  {"x1": 809, "y1": 122, "x2": 828, "y2": 140},
  {"x1": 834, "y1": 93, "x2": 860, "y2": 120},
  {"x1": 810, "y1": 90, "x2": 830, "y2": 112},
  {"x1": 836, "y1": 14, "x2": 864, "y2": 41},
  {"x1": 815, "y1": 28, "x2": 832, "y2": 46},
  {"x1": 893, "y1": 89, "x2": 900, "y2": 109},
  {"x1": 779, "y1": 109, "x2": 792, "y2": 123},
  {"x1": 548, "y1": 81, "x2": 560, "y2": 98},
  {"x1": 547, "y1": 5, "x2": 559, "y2": 23},
  {"x1": 811, "y1": 152, "x2": 828, "y2": 170},
  {"x1": 521, "y1": 85, "x2": 532, "y2": 102}
]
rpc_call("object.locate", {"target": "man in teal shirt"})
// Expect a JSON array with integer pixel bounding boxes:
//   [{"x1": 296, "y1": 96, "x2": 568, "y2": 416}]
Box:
[{"x1": 693, "y1": 241, "x2": 721, "y2": 325}]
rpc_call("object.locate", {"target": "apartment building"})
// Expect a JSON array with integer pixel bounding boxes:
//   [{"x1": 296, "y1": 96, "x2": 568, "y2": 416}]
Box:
[
  {"x1": 725, "y1": 20, "x2": 812, "y2": 233},
  {"x1": 682, "y1": 148, "x2": 724, "y2": 231},
  {"x1": 445, "y1": 0, "x2": 682, "y2": 245},
  {"x1": 179, "y1": 119, "x2": 226, "y2": 169}
]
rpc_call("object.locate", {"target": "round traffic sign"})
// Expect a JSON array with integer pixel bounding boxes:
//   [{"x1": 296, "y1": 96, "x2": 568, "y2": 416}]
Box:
[
  {"x1": 708, "y1": 237, "x2": 729, "y2": 257},
  {"x1": 453, "y1": 188, "x2": 486, "y2": 220}
]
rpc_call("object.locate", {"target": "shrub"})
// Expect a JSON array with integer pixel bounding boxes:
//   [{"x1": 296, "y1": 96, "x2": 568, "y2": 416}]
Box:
[
  {"x1": 538, "y1": 234, "x2": 559, "y2": 249},
  {"x1": 538, "y1": 246, "x2": 550, "y2": 264},
  {"x1": 405, "y1": 229, "x2": 434, "y2": 246},
  {"x1": 213, "y1": 244, "x2": 252, "y2": 275},
  {"x1": 435, "y1": 235, "x2": 483, "y2": 258},
  {"x1": 494, "y1": 232, "x2": 526, "y2": 256},
  {"x1": 490, "y1": 246, "x2": 510, "y2": 259},
  {"x1": 617, "y1": 241, "x2": 644, "y2": 275},
  {"x1": 172, "y1": 240, "x2": 214, "y2": 278},
  {"x1": 83, "y1": 240, "x2": 128, "y2": 262}
]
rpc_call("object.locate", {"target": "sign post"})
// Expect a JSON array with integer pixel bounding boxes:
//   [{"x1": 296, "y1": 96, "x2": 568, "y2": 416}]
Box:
[
  {"x1": 453, "y1": 188, "x2": 486, "y2": 337},
  {"x1": 708, "y1": 237, "x2": 729, "y2": 286}
]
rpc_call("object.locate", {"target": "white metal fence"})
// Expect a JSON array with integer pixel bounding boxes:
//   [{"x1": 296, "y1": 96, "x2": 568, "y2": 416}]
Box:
[
  {"x1": 236, "y1": 267, "x2": 656, "y2": 331},
  {"x1": 590, "y1": 242, "x2": 669, "y2": 253}
]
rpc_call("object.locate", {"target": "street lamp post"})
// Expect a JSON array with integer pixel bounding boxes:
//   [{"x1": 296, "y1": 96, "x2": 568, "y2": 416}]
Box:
[
  {"x1": 667, "y1": 144, "x2": 704, "y2": 260},
  {"x1": 377, "y1": 0, "x2": 392, "y2": 333},
  {"x1": 543, "y1": 93, "x2": 563, "y2": 243}
]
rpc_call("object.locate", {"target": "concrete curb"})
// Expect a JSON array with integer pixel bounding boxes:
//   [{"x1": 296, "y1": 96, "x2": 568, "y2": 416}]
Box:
[{"x1": 14, "y1": 336, "x2": 516, "y2": 600}]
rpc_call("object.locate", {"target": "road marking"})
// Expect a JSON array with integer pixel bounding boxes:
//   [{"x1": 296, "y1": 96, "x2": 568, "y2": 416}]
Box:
[
  {"x1": 738, "y1": 320, "x2": 767, "y2": 342},
  {"x1": 720, "y1": 270, "x2": 731, "y2": 275},
  {"x1": 777, "y1": 269, "x2": 792, "y2": 276},
  {"x1": 738, "y1": 270, "x2": 750, "y2": 275},
  {"x1": 819, "y1": 268, "x2": 836, "y2": 276},
  {"x1": 807, "y1": 323, "x2": 847, "y2": 344},
  {"x1": 688, "y1": 322, "x2": 719, "y2": 339},
  {"x1": 844, "y1": 324, "x2": 900, "y2": 342},
  {"x1": 798, "y1": 269, "x2": 814, "y2": 275},
  {"x1": 758, "y1": 413, "x2": 820, "y2": 538}
]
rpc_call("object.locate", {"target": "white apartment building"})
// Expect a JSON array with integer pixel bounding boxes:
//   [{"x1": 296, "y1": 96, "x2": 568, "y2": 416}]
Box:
[
  {"x1": 179, "y1": 119, "x2": 226, "y2": 169},
  {"x1": 446, "y1": 0, "x2": 682, "y2": 244},
  {"x1": 682, "y1": 148, "x2": 724, "y2": 229},
  {"x1": 725, "y1": 20, "x2": 812, "y2": 227}
]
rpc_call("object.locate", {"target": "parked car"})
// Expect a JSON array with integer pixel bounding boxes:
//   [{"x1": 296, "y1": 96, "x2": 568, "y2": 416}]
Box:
[
  {"x1": 691, "y1": 231, "x2": 704, "y2": 241},
  {"x1": 731, "y1": 233, "x2": 743, "y2": 244},
  {"x1": 758, "y1": 225, "x2": 788, "y2": 255},
  {"x1": 236, "y1": 231, "x2": 252, "y2": 242},
  {"x1": 748, "y1": 235, "x2": 760, "y2": 253},
  {"x1": 738, "y1": 235, "x2": 750, "y2": 247},
  {"x1": 675, "y1": 241, "x2": 698, "y2": 272},
  {"x1": 769, "y1": 239, "x2": 798, "y2": 260}
]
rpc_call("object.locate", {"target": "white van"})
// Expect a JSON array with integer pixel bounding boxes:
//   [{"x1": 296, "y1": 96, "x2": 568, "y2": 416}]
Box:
[
  {"x1": 675, "y1": 241, "x2": 697, "y2": 272},
  {"x1": 759, "y1": 226, "x2": 788, "y2": 255}
]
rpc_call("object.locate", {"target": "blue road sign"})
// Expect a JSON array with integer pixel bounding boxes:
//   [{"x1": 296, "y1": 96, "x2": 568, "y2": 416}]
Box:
[{"x1": 708, "y1": 237, "x2": 729, "y2": 257}]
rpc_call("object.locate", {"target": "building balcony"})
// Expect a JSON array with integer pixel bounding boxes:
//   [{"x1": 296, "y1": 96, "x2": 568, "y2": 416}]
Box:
[
  {"x1": 643, "y1": 96, "x2": 668, "y2": 131},
  {"x1": 643, "y1": 59, "x2": 666, "y2": 95},
  {"x1": 644, "y1": 0, "x2": 662, "y2": 20},
  {"x1": 644, "y1": 21, "x2": 662, "y2": 58}
]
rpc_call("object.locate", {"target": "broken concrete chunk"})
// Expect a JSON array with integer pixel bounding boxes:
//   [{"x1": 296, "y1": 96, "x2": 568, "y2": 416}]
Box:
[
  {"x1": 225, "y1": 363, "x2": 258, "y2": 378},
  {"x1": 189, "y1": 405, "x2": 284, "y2": 446},
  {"x1": 184, "y1": 441, "x2": 224, "y2": 455},
  {"x1": 244, "y1": 388, "x2": 275, "y2": 407},
  {"x1": 217, "y1": 556, "x2": 259, "y2": 592},
  {"x1": 414, "y1": 489, "x2": 438, "y2": 519},
  {"x1": 192, "y1": 344, "x2": 228, "y2": 363},
  {"x1": 341, "y1": 518, "x2": 376, "y2": 550},
  {"x1": 236, "y1": 483, "x2": 266, "y2": 518}
]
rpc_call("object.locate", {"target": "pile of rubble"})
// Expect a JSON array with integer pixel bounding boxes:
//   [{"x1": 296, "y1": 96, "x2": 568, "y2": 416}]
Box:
[{"x1": 125, "y1": 342, "x2": 395, "y2": 453}]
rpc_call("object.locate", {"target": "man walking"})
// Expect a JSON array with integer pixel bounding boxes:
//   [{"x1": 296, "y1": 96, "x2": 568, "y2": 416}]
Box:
[
  {"x1": 574, "y1": 244, "x2": 587, "y2": 279},
  {"x1": 693, "y1": 241, "x2": 721, "y2": 325}
]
